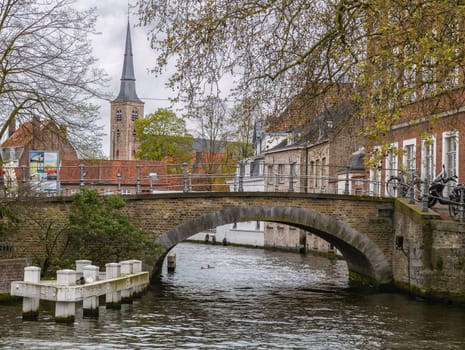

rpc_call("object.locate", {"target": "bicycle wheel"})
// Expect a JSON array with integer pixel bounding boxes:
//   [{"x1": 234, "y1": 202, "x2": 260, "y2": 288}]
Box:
[
  {"x1": 386, "y1": 177, "x2": 402, "y2": 197},
  {"x1": 448, "y1": 186, "x2": 465, "y2": 221},
  {"x1": 427, "y1": 193, "x2": 437, "y2": 208}
]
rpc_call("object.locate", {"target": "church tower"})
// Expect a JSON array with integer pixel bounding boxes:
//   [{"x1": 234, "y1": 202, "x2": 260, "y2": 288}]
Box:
[{"x1": 110, "y1": 21, "x2": 144, "y2": 160}]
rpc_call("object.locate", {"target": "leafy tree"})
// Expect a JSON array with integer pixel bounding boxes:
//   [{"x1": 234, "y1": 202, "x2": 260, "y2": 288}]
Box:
[
  {"x1": 66, "y1": 189, "x2": 160, "y2": 268},
  {"x1": 0, "y1": 0, "x2": 108, "y2": 156},
  {"x1": 138, "y1": 0, "x2": 465, "y2": 146},
  {"x1": 26, "y1": 207, "x2": 69, "y2": 276},
  {"x1": 135, "y1": 108, "x2": 193, "y2": 163},
  {"x1": 225, "y1": 97, "x2": 262, "y2": 159}
]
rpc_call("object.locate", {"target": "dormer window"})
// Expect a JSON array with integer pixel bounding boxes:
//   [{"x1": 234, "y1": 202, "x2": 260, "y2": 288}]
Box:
[
  {"x1": 131, "y1": 110, "x2": 138, "y2": 121},
  {"x1": 115, "y1": 110, "x2": 122, "y2": 122}
]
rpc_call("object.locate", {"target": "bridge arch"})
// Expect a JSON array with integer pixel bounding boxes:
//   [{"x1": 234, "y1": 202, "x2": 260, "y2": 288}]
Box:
[{"x1": 155, "y1": 205, "x2": 393, "y2": 286}]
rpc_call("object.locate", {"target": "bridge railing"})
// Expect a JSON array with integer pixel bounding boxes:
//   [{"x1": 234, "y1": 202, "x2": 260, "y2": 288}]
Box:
[{"x1": 0, "y1": 161, "x2": 442, "y2": 202}]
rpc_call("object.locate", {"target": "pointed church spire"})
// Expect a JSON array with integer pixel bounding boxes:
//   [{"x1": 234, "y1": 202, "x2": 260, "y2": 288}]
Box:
[{"x1": 114, "y1": 21, "x2": 142, "y2": 102}]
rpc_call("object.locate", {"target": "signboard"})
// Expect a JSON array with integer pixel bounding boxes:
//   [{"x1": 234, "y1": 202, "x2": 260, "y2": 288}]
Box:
[{"x1": 29, "y1": 151, "x2": 59, "y2": 193}]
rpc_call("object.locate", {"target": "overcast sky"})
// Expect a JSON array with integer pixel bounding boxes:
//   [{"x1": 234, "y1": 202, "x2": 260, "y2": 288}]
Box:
[{"x1": 77, "y1": 1, "x2": 178, "y2": 157}]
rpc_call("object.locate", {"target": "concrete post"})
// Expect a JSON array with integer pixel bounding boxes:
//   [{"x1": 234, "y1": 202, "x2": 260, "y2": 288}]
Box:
[
  {"x1": 55, "y1": 269, "x2": 76, "y2": 323},
  {"x1": 167, "y1": 253, "x2": 176, "y2": 273},
  {"x1": 22, "y1": 266, "x2": 41, "y2": 321},
  {"x1": 105, "y1": 263, "x2": 121, "y2": 309},
  {"x1": 83, "y1": 265, "x2": 99, "y2": 317},
  {"x1": 75, "y1": 259, "x2": 92, "y2": 276},
  {"x1": 120, "y1": 260, "x2": 133, "y2": 304},
  {"x1": 131, "y1": 260, "x2": 143, "y2": 298}
]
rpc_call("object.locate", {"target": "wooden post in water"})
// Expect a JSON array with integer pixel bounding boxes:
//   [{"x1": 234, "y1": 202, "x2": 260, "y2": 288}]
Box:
[
  {"x1": 105, "y1": 263, "x2": 121, "y2": 309},
  {"x1": 83, "y1": 265, "x2": 100, "y2": 317},
  {"x1": 167, "y1": 253, "x2": 176, "y2": 273},
  {"x1": 120, "y1": 260, "x2": 133, "y2": 304},
  {"x1": 55, "y1": 269, "x2": 77, "y2": 323},
  {"x1": 22, "y1": 266, "x2": 41, "y2": 321}
]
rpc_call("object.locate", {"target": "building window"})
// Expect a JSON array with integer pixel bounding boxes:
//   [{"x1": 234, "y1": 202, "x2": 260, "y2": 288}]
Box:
[
  {"x1": 267, "y1": 165, "x2": 274, "y2": 185},
  {"x1": 321, "y1": 157, "x2": 327, "y2": 190},
  {"x1": 385, "y1": 144, "x2": 398, "y2": 180},
  {"x1": 309, "y1": 161, "x2": 315, "y2": 189},
  {"x1": 403, "y1": 139, "x2": 416, "y2": 172},
  {"x1": 278, "y1": 164, "x2": 285, "y2": 183},
  {"x1": 133, "y1": 129, "x2": 137, "y2": 138},
  {"x1": 315, "y1": 159, "x2": 320, "y2": 188},
  {"x1": 421, "y1": 137, "x2": 436, "y2": 184},
  {"x1": 443, "y1": 131, "x2": 458, "y2": 178},
  {"x1": 115, "y1": 110, "x2": 122, "y2": 122},
  {"x1": 131, "y1": 110, "x2": 138, "y2": 121},
  {"x1": 116, "y1": 129, "x2": 120, "y2": 139},
  {"x1": 290, "y1": 162, "x2": 297, "y2": 177}
]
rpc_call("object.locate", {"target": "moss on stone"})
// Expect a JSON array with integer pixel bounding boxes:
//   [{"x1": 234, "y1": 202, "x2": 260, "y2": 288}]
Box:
[{"x1": 0, "y1": 293, "x2": 21, "y2": 304}]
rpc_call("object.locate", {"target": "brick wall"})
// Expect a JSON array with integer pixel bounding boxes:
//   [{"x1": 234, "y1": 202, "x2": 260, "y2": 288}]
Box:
[
  {"x1": 0, "y1": 258, "x2": 30, "y2": 294},
  {"x1": 392, "y1": 198, "x2": 465, "y2": 301},
  {"x1": 2, "y1": 194, "x2": 395, "y2": 270}
]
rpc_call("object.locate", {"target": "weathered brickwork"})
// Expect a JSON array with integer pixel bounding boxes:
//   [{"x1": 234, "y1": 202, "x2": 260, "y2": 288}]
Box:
[
  {"x1": 8, "y1": 192, "x2": 465, "y2": 304},
  {"x1": 2, "y1": 193, "x2": 395, "y2": 286},
  {"x1": 0, "y1": 258, "x2": 31, "y2": 294},
  {"x1": 392, "y1": 199, "x2": 465, "y2": 302}
]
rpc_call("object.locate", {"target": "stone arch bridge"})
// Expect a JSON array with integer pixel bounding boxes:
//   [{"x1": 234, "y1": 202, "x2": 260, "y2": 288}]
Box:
[{"x1": 121, "y1": 192, "x2": 396, "y2": 287}]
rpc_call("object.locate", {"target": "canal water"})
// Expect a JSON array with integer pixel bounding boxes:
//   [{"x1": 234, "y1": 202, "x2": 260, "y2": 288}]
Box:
[{"x1": 1, "y1": 242, "x2": 465, "y2": 349}]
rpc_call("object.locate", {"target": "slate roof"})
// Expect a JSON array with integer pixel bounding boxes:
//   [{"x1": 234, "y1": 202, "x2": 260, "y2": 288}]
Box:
[{"x1": 113, "y1": 21, "x2": 143, "y2": 103}]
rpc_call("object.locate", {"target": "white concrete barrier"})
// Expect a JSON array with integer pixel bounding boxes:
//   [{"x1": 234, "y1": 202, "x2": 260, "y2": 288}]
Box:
[{"x1": 10, "y1": 260, "x2": 148, "y2": 323}]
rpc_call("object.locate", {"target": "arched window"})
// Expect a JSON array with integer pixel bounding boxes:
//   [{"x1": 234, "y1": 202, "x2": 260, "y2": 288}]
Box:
[
  {"x1": 131, "y1": 110, "x2": 138, "y2": 121},
  {"x1": 115, "y1": 110, "x2": 122, "y2": 122}
]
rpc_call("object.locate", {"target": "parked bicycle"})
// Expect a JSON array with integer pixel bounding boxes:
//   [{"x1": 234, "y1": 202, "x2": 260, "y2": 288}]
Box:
[
  {"x1": 386, "y1": 169, "x2": 423, "y2": 200},
  {"x1": 426, "y1": 164, "x2": 457, "y2": 208},
  {"x1": 448, "y1": 184, "x2": 465, "y2": 221}
]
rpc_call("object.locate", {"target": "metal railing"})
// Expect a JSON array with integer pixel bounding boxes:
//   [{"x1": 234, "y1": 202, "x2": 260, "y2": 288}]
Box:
[{"x1": 1, "y1": 161, "x2": 464, "y2": 221}]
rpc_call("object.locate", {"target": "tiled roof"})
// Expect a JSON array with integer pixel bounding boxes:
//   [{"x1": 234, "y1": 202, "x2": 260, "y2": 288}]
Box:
[
  {"x1": 59, "y1": 159, "x2": 170, "y2": 186},
  {"x1": 1, "y1": 122, "x2": 34, "y2": 147}
]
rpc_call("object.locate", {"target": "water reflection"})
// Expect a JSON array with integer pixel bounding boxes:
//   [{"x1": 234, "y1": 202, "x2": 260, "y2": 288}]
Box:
[{"x1": 1, "y1": 243, "x2": 465, "y2": 349}]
